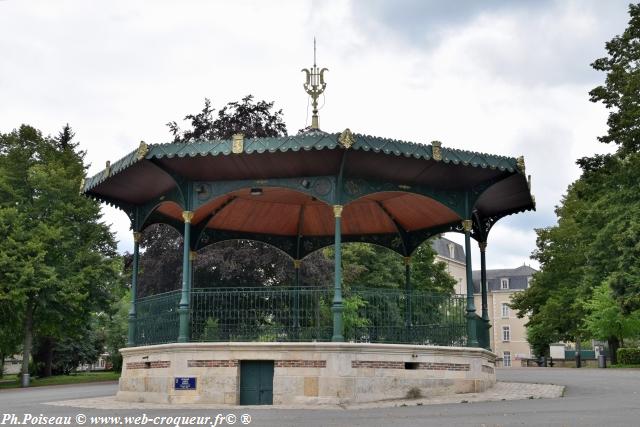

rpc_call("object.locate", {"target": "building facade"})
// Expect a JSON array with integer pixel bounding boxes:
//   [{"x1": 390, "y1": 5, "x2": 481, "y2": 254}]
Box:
[
  {"x1": 472, "y1": 265, "x2": 536, "y2": 367},
  {"x1": 431, "y1": 237, "x2": 467, "y2": 295},
  {"x1": 431, "y1": 237, "x2": 536, "y2": 367}
]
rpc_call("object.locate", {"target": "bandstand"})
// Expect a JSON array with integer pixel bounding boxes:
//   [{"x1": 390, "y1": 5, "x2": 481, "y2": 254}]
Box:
[{"x1": 82, "y1": 59, "x2": 534, "y2": 405}]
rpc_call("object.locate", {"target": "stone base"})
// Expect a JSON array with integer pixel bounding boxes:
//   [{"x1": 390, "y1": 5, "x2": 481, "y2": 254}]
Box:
[{"x1": 117, "y1": 342, "x2": 496, "y2": 405}]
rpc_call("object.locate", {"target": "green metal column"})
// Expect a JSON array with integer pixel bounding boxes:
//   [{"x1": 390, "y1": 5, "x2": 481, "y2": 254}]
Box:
[
  {"x1": 479, "y1": 241, "x2": 491, "y2": 350},
  {"x1": 331, "y1": 205, "x2": 344, "y2": 342},
  {"x1": 404, "y1": 256, "x2": 412, "y2": 342},
  {"x1": 463, "y1": 219, "x2": 479, "y2": 347},
  {"x1": 293, "y1": 259, "x2": 301, "y2": 337},
  {"x1": 127, "y1": 231, "x2": 141, "y2": 347},
  {"x1": 178, "y1": 211, "x2": 193, "y2": 343}
]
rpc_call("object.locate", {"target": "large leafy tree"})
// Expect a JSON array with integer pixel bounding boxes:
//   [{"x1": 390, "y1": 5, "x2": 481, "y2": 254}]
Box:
[
  {"x1": 512, "y1": 3, "x2": 640, "y2": 358},
  {"x1": 588, "y1": 3, "x2": 640, "y2": 155},
  {"x1": 0, "y1": 125, "x2": 121, "y2": 383}
]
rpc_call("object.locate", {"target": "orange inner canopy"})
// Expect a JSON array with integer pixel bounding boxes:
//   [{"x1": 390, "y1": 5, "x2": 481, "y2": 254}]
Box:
[{"x1": 155, "y1": 188, "x2": 460, "y2": 237}]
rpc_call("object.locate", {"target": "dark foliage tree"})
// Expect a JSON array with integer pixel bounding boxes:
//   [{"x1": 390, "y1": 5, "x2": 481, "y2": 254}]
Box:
[{"x1": 167, "y1": 95, "x2": 287, "y2": 142}]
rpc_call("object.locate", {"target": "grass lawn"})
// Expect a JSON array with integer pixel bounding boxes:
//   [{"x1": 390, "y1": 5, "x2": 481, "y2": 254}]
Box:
[
  {"x1": 609, "y1": 364, "x2": 640, "y2": 369},
  {"x1": 0, "y1": 371, "x2": 120, "y2": 389}
]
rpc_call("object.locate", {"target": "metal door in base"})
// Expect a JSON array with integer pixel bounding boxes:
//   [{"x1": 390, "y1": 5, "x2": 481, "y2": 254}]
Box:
[{"x1": 239, "y1": 360, "x2": 274, "y2": 405}]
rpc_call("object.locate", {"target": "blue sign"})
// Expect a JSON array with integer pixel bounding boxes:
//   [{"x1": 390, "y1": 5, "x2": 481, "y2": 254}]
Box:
[{"x1": 174, "y1": 377, "x2": 197, "y2": 390}]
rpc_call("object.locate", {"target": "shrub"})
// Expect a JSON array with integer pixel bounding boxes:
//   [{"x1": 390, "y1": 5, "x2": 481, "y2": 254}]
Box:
[{"x1": 617, "y1": 348, "x2": 640, "y2": 365}]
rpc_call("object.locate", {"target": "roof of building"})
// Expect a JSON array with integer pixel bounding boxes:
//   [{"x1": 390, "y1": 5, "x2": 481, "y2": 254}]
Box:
[
  {"x1": 431, "y1": 237, "x2": 465, "y2": 263},
  {"x1": 472, "y1": 265, "x2": 537, "y2": 292}
]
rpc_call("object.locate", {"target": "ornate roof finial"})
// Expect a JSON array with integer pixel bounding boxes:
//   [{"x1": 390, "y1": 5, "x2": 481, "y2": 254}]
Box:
[{"x1": 302, "y1": 37, "x2": 328, "y2": 129}]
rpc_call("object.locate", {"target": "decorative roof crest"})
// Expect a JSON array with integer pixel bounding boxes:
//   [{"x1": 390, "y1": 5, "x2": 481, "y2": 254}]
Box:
[
  {"x1": 431, "y1": 141, "x2": 443, "y2": 161},
  {"x1": 339, "y1": 128, "x2": 356, "y2": 149},
  {"x1": 136, "y1": 141, "x2": 149, "y2": 161}
]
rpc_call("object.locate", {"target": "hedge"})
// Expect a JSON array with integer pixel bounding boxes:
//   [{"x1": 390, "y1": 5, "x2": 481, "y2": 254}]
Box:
[{"x1": 617, "y1": 348, "x2": 640, "y2": 365}]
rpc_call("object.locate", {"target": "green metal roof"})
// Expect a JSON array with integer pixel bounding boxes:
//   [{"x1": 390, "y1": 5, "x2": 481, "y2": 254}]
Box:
[{"x1": 82, "y1": 131, "x2": 521, "y2": 194}]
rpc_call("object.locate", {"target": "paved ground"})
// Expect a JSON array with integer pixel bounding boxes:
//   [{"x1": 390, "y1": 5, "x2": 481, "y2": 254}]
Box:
[
  {"x1": 0, "y1": 368, "x2": 639, "y2": 426},
  {"x1": 45, "y1": 381, "x2": 564, "y2": 410}
]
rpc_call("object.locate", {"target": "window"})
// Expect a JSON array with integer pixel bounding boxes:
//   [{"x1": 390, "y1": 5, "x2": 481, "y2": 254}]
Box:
[
  {"x1": 502, "y1": 325, "x2": 511, "y2": 342},
  {"x1": 527, "y1": 276, "x2": 532, "y2": 288},
  {"x1": 503, "y1": 351, "x2": 511, "y2": 367},
  {"x1": 448, "y1": 243, "x2": 455, "y2": 259},
  {"x1": 501, "y1": 278, "x2": 509, "y2": 289},
  {"x1": 501, "y1": 303, "x2": 510, "y2": 318}
]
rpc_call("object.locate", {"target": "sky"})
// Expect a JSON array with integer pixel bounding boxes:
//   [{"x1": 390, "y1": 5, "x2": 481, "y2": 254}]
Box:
[{"x1": 0, "y1": 0, "x2": 631, "y2": 270}]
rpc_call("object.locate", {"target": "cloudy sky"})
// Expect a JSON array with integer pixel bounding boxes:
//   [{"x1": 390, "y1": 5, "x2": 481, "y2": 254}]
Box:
[{"x1": 0, "y1": 0, "x2": 631, "y2": 270}]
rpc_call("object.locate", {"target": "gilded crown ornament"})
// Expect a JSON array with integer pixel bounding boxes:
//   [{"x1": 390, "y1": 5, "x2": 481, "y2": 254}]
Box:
[
  {"x1": 339, "y1": 128, "x2": 356, "y2": 149},
  {"x1": 302, "y1": 38, "x2": 328, "y2": 130}
]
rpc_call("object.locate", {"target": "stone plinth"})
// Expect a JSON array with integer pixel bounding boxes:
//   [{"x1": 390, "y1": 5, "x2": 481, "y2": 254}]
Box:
[{"x1": 117, "y1": 342, "x2": 496, "y2": 405}]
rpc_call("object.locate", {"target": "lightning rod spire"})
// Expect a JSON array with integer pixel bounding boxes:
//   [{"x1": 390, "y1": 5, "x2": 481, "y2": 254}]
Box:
[{"x1": 302, "y1": 38, "x2": 328, "y2": 129}]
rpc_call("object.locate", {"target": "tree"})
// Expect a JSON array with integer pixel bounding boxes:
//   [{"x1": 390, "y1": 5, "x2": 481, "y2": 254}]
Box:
[
  {"x1": 0, "y1": 125, "x2": 120, "y2": 384},
  {"x1": 584, "y1": 283, "x2": 640, "y2": 363},
  {"x1": 138, "y1": 96, "x2": 292, "y2": 295},
  {"x1": 512, "y1": 4, "x2": 640, "y2": 356},
  {"x1": 588, "y1": 3, "x2": 640, "y2": 156},
  {"x1": 510, "y1": 180, "x2": 594, "y2": 353},
  {"x1": 167, "y1": 95, "x2": 287, "y2": 142}
]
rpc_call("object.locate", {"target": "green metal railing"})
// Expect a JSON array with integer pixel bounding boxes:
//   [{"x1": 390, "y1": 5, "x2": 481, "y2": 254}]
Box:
[
  {"x1": 133, "y1": 287, "x2": 467, "y2": 346},
  {"x1": 135, "y1": 290, "x2": 181, "y2": 345}
]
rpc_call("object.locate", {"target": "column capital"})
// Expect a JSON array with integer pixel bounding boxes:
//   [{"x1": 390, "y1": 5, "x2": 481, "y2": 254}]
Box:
[
  {"x1": 133, "y1": 232, "x2": 142, "y2": 243},
  {"x1": 293, "y1": 259, "x2": 301, "y2": 269},
  {"x1": 182, "y1": 210, "x2": 194, "y2": 223},
  {"x1": 479, "y1": 241, "x2": 487, "y2": 251},
  {"x1": 403, "y1": 256, "x2": 412, "y2": 266},
  {"x1": 461, "y1": 219, "x2": 473, "y2": 232},
  {"x1": 189, "y1": 250, "x2": 197, "y2": 261},
  {"x1": 333, "y1": 205, "x2": 343, "y2": 218}
]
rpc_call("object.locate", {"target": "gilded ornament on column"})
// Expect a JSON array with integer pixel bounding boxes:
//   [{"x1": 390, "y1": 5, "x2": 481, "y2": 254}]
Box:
[
  {"x1": 333, "y1": 205, "x2": 343, "y2": 218},
  {"x1": 479, "y1": 241, "x2": 487, "y2": 251},
  {"x1": 293, "y1": 259, "x2": 301, "y2": 269},
  {"x1": 232, "y1": 133, "x2": 244, "y2": 154},
  {"x1": 189, "y1": 250, "x2": 197, "y2": 261},
  {"x1": 431, "y1": 141, "x2": 442, "y2": 161},
  {"x1": 133, "y1": 232, "x2": 142, "y2": 243},
  {"x1": 403, "y1": 256, "x2": 412, "y2": 266},
  {"x1": 182, "y1": 211, "x2": 194, "y2": 223},
  {"x1": 462, "y1": 219, "x2": 473, "y2": 232},
  {"x1": 339, "y1": 128, "x2": 356, "y2": 149}
]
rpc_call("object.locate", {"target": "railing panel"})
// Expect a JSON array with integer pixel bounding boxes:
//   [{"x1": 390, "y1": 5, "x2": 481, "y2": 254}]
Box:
[
  {"x1": 133, "y1": 287, "x2": 467, "y2": 347},
  {"x1": 190, "y1": 287, "x2": 333, "y2": 342},
  {"x1": 346, "y1": 288, "x2": 467, "y2": 346},
  {"x1": 135, "y1": 290, "x2": 181, "y2": 345}
]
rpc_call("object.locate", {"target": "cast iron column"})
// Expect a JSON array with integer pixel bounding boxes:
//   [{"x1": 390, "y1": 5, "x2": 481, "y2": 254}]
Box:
[
  {"x1": 404, "y1": 256, "x2": 412, "y2": 342},
  {"x1": 127, "y1": 231, "x2": 141, "y2": 347},
  {"x1": 178, "y1": 211, "x2": 193, "y2": 343},
  {"x1": 463, "y1": 219, "x2": 479, "y2": 347},
  {"x1": 331, "y1": 205, "x2": 344, "y2": 342},
  {"x1": 479, "y1": 241, "x2": 490, "y2": 349},
  {"x1": 293, "y1": 259, "x2": 301, "y2": 337}
]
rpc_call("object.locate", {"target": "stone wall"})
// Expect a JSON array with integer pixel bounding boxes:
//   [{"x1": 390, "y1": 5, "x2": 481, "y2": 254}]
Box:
[{"x1": 117, "y1": 342, "x2": 496, "y2": 405}]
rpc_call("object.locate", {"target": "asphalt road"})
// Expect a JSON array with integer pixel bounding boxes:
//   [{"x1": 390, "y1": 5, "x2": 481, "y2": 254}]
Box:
[{"x1": 1, "y1": 368, "x2": 639, "y2": 427}]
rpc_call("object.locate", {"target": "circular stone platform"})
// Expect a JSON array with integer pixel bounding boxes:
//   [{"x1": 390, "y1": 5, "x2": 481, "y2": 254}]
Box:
[{"x1": 117, "y1": 342, "x2": 496, "y2": 405}]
